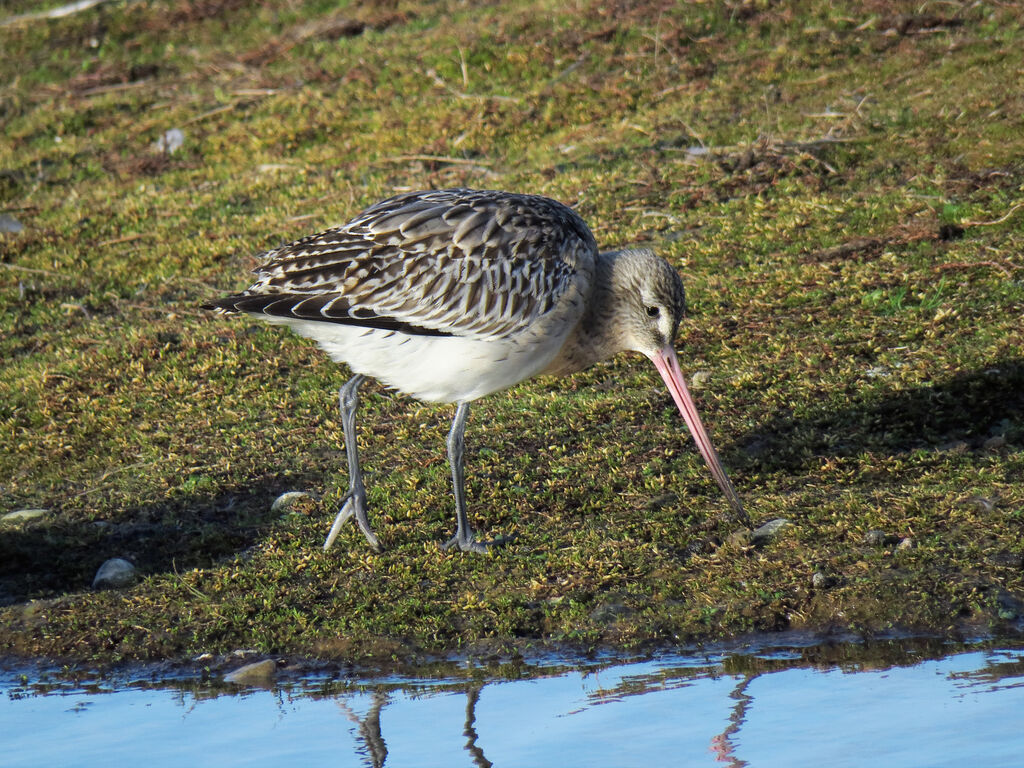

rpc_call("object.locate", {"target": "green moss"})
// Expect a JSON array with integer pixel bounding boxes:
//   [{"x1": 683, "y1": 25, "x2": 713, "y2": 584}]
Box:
[{"x1": 1, "y1": 0, "x2": 1022, "y2": 664}]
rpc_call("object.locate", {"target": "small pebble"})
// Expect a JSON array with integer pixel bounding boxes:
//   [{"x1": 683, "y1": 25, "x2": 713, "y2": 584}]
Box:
[
  {"x1": 811, "y1": 571, "x2": 836, "y2": 589},
  {"x1": 153, "y1": 127, "x2": 185, "y2": 154},
  {"x1": 1, "y1": 508, "x2": 47, "y2": 525},
  {"x1": 271, "y1": 491, "x2": 310, "y2": 513},
  {"x1": 224, "y1": 659, "x2": 277, "y2": 686},
  {"x1": 92, "y1": 558, "x2": 138, "y2": 589},
  {"x1": 863, "y1": 530, "x2": 898, "y2": 547},
  {"x1": 983, "y1": 436, "x2": 1006, "y2": 452},
  {"x1": 690, "y1": 370, "x2": 712, "y2": 389},
  {"x1": 751, "y1": 518, "x2": 790, "y2": 545},
  {"x1": 0, "y1": 214, "x2": 24, "y2": 233},
  {"x1": 896, "y1": 537, "x2": 915, "y2": 551}
]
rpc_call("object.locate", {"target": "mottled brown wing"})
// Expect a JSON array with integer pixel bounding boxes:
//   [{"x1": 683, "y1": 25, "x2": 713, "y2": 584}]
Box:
[{"x1": 206, "y1": 189, "x2": 598, "y2": 340}]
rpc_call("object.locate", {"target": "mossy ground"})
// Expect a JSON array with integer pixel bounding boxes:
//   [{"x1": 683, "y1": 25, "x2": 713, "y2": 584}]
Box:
[{"x1": 1, "y1": 0, "x2": 1022, "y2": 664}]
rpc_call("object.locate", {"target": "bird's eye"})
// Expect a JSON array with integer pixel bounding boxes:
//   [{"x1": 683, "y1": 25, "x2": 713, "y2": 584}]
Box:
[{"x1": 645, "y1": 305, "x2": 660, "y2": 318}]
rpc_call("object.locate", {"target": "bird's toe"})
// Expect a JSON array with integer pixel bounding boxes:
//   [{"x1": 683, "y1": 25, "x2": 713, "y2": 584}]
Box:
[
  {"x1": 323, "y1": 487, "x2": 383, "y2": 552},
  {"x1": 323, "y1": 497, "x2": 357, "y2": 551}
]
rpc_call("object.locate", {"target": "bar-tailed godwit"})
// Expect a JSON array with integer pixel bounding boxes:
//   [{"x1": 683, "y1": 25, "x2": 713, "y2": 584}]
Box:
[{"x1": 205, "y1": 188, "x2": 745, "y2": 552}]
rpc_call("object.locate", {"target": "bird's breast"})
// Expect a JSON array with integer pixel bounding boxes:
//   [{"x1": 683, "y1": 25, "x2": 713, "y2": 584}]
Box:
[{"x1": 272, "y1": 317, "x2": 573, "y2": 403}]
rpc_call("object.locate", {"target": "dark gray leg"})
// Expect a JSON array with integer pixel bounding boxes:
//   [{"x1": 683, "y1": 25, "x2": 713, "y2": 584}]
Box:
[
  {"x1": 441, "y1": 402, "x2": 492, "y2": 554},
  {"x1": 324, "y1": 374, "x2": 382, "y2": 552}
]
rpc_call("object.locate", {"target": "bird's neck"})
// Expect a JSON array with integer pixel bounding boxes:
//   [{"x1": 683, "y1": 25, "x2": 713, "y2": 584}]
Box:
[{"x1": 544, "y1": 250, "x2": 632, "y2": 376}]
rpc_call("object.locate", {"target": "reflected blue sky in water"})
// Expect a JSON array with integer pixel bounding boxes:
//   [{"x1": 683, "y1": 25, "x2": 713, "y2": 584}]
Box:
[
  {"x1": 3, "y1": 647, "x2": 1023, "y2": 767},
  {"x1": 735, "y1": 649, "x2": 1024, "y2": 768}
]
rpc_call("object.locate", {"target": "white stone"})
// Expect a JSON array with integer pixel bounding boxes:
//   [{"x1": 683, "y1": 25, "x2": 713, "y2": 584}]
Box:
[
  {"x1": 154, "y1": 128, "x2": 184, "y2": 154},
  {"x1": 92, "y1": 558, "x2": 138, "y2": 589},
  {"x1": 751, "y1": 518, "x2": 790, "y2": 544},
  {"x1": 1, "y1": 509, "x2": 47, "y2": 524},
  {"x1": 271, "y1": 491, "x2": 310, "y2": 513}
]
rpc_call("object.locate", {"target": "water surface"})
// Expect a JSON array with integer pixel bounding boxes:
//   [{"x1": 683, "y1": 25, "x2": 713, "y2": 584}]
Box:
[{"x1": 4, "y1": 641, "x2": 1023, "y2": 767}]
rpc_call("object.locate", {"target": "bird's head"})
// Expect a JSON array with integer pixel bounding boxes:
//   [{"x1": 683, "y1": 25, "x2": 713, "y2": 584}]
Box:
[
  {"x1": 604, "y1": 248, "x2": 746, "y2": 521},
  {"x1": 607, "y1": 248, "x2": 687, "y2": 358}
]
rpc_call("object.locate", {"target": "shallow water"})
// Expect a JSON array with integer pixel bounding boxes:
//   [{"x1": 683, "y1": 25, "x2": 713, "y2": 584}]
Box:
[{"x1": 3, "y1": 641, "x2": 1023, "y2": 767}]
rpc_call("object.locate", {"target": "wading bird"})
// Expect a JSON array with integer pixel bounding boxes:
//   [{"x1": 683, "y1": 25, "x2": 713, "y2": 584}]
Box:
[{"x1": 205, "y1": 188, "x2": 745, "y2": 553}]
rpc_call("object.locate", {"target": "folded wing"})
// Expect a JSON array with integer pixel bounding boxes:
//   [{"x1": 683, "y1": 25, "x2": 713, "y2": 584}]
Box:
[{"x1": 205, "y1": 189, "x2": 598, "y2": 341}]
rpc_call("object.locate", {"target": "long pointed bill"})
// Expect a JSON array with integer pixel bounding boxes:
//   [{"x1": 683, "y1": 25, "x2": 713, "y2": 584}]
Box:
[{"x1": 650, "y1": 346, "x2": 747, "y2": 521}]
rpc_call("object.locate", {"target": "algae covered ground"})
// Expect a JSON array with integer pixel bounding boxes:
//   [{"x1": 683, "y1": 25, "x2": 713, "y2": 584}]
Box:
[{"x1": 1, "y1": 0, "x2": 1022, "y2": 664}]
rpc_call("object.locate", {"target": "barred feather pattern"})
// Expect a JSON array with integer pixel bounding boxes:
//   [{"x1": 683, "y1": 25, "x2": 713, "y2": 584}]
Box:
[
  {"x1": 203, "y1": 189, "x2": 748, "y2": 536},
  {"x1": 215, "y1": 189, "x2": 598, "y2": 342}
]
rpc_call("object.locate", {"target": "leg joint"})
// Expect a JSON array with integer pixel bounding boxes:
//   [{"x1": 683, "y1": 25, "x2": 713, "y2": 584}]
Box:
[{"x1": 339, "y1": 374, "x2": 364, "y2": 412}]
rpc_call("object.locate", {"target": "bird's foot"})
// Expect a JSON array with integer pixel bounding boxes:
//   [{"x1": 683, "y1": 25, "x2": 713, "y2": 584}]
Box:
[
  {"x1": 441, "y1": 531, "x2": 515, "y2": 554},
  {"x1": 323, "y1": 487, "x2": 383, "y2": 553}
]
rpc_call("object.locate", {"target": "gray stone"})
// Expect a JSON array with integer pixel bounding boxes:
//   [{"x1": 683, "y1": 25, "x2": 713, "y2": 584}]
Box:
[
  {"x1": 896, "y1": 537, "x2": 915, "y2": 551},
  {"x1": 1, "y1": 508, "x2": 47, "y2": 525},
  {"x1": 0, "y1": 214, "x2": 23, "y2": 233},
  {"x1": 983, "y1": 435, "x2": 1007, "y2": 452},
  {"x1": 863, "y1": 530, "x2": 898, "y2": 546},
  {"x1": 225, "y1": 659, "x2": 277, "y2": 686},
  {"x1": 751, "y1": 518, "x2": 790, "y2": 544},
  {"x1": 92, "y1": 558, "x2": 138, "y2": 589}
]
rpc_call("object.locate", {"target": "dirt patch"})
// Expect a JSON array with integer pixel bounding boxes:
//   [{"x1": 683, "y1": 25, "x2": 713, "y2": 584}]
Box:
[
  {"x1": 165, "y1": 0, "x2": 254, "y2": 27},
  {"x1": 67, "y1": 63, "x2": 164, "y2": 95},
  {"x1": 241, "y1": 10, "x2": 413, "y2": 66}
]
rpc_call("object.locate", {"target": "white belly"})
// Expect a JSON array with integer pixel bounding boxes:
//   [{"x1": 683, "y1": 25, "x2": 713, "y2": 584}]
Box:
[{"x1": 266, "y1": 317, "x2": 569, "y2": 403}]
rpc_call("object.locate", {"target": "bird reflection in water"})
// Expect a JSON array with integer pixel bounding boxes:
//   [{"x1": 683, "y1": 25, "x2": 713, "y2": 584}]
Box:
[{"x1": 336, "y1": 685, "x2": 491, "y2": 768}]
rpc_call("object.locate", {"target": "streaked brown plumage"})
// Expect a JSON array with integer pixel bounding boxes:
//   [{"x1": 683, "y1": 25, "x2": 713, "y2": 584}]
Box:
[{"x1": 205, "y1": 188, "x2": 745, "y2": 552}]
